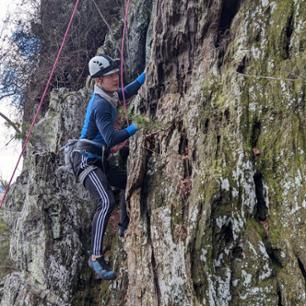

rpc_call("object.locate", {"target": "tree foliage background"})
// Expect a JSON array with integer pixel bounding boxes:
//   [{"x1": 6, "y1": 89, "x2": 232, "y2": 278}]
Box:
[{"x1": 1, "y1": 0, "x2": 123, "y2": 125}]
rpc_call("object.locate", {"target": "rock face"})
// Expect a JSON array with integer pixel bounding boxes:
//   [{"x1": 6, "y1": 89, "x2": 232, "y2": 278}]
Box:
[
  {"x1": 1, "y1": 89, "x2": 95, "y2": 306},
  {"x1": 1, "y1": 0, "x2": 306, "y2": 305}
]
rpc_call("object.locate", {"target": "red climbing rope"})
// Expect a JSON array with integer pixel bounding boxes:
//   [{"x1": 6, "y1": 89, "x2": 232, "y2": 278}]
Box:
[
  {"x1": 120, "y1": 0, "x2": 131, "y2": 125},
  {"x1": 0, "y1": 0, "x2": 81, "y2": 208}
]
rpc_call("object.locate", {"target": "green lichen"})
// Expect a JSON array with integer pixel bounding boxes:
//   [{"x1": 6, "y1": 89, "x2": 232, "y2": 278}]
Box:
[
  {"x1": 267, "y1": 0, "x2": 295, "y2": 60},
  {"x1": 0, "y1": 217, "x2": 14, "y2": 278},
  {"x1": 245, "y1": 218, "x2": 266, "y2": 240}
]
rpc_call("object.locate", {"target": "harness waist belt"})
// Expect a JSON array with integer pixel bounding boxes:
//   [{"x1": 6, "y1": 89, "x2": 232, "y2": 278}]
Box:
[{"x1": 75, "y1": 139, "x2": 103, "y2": 156}]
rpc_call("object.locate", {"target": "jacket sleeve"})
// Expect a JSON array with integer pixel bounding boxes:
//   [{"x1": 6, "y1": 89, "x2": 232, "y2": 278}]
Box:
[
  {"x1": 118, "y1": 78, "x2": 142, "y2": 101},
  {"x1": 94, "y1": 101, "x2": 130, "y2": 147}
]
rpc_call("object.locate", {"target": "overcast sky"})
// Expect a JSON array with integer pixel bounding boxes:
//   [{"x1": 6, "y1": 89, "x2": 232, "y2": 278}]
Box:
[{"x1": 0, "y1": 0, "x2": 23, "y2": 182}]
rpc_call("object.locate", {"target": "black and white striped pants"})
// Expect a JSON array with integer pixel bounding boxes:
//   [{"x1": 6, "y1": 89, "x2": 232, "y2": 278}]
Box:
[{"x1": 73, "y1": 152, "x2": 127, "y2": 256}]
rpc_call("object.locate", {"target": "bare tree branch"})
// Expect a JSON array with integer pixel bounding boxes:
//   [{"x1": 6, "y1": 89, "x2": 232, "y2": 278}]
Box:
[
  {"x1": 91, "y1": 0, "x2": 119, "y2": 53},
  {"x1": 0, "y1": 92, "x2": 16, "y2": 100},
  {"x1": 0, "y1": 111, "x2": 21, "y2": 135}
]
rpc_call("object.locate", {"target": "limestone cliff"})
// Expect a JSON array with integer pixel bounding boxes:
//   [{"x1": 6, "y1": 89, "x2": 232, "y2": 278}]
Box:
[{"x1": 0, "y1": 0, "x2": 305, "y2": 305}]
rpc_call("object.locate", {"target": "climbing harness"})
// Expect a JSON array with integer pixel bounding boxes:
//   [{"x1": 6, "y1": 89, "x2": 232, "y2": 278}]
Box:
[{"x1": 58, "y1": 138, "x2": 109, "y2": 183}]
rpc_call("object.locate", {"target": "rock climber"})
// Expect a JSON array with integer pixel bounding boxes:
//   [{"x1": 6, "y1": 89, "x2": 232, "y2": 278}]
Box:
[{"x1": 72, "y1": 54, "x2": 145, "y2": 280}]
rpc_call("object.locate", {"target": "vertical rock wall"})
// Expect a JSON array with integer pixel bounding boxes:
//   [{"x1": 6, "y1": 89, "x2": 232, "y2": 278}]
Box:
[
  {"x1": 0, "y1": 89, "x2": 96, "y2": 306},
  {"x1": 125, "y1": 0, "x2": 306, "y2": 305}
]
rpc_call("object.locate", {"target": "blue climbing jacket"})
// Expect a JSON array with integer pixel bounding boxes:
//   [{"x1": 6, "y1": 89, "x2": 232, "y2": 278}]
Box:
[{"x1": 80, "y1": 77, "x2": 142, "y2": 159}]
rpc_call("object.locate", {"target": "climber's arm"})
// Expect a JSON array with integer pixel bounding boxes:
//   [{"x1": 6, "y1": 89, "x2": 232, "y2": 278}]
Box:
[{"x1": 118, "y1": 72, "x2": 145, "y2": 100}]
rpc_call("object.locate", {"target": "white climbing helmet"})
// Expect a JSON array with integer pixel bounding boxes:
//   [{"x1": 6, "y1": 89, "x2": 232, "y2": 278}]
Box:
[{"x1": 88, "y1": 55, "x2": 120, "y2": 78}]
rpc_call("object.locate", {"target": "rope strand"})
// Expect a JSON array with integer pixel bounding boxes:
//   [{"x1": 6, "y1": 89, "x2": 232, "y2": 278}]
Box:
[
  {"x1": 236, "y1": 71, "x2": 306, "y2": 83},
  {"x1": 120, "y1": 0, "x2": 131, "y2": 125},
  {"x1": 0, "y1": 0, "x2": 81, "y2": 208},
  {"x1": 91, "y1": 0, "x2": 119, "y2": 53}
]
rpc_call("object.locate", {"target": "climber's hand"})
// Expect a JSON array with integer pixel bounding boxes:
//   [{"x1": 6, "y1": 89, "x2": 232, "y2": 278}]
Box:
[
  {"x1": 136, "y1": 71, "x2": 145, "y2": 85},
  {"x1": 125, "y1": 123, "x2": 139, "y2": 136}
]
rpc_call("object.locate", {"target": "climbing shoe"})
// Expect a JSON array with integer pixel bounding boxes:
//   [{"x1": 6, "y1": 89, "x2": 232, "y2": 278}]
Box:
[{"x1": 88, "y1": 257, "x2": 117, "y2": 280}]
